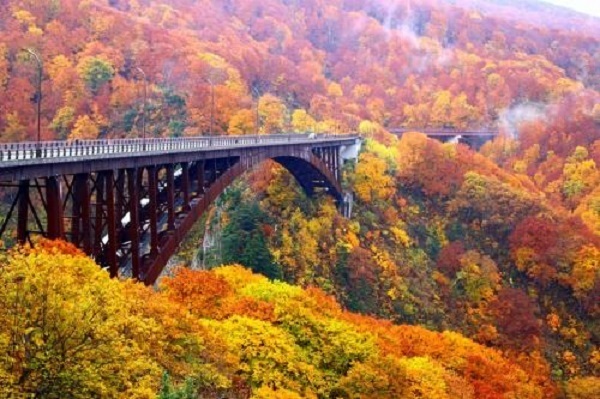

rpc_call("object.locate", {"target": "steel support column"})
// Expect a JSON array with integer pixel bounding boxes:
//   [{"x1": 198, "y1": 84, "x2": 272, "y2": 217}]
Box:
[
  {"x1": 46, "y1": 176, "x2": 63, "y2": 239},
  {"x1": 106, "y1": 170, "x2": 118, "y2": 277},
  {"x1": 72, "y1": 174, "x2": 85, "y2": 248},
  {"x1": 115, "y1": 169, "x2": 126, "y2": 230},
  {"x1": 167, "y1": 165, "x2": 175, "y2": 230},
  {"x1": 181, "y1": 162, "x2": 190, "y2": 210},
  {"x1": 197, "y1": 160, "x2": 205, "y2": 195},
  {"x1": 334, "y1": 148, "x2": 340, "y2": 181},
  {"x1": 148, "y1": 166, "x2": 159, "y2": 256},
  {"x1": 93, "y1": 173, "x2": 105, "y2": 256},
  {"x1": 127, "y1": 168, "x2": 141, "y2": 279},
  {"x1": 17, "y1": 180, "x2": 29, "y2": 244},
  {"x1": 73, "y1": 173, "x2": 92, "y2": 254}
]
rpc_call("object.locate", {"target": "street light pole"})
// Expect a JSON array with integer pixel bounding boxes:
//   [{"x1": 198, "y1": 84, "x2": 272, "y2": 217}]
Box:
[
  {"x1": 204, "y1": 69, "x2": 225, "y2": 136},
  {"x1": 251, "y1": 86, "x2": 260, "y2": 135},
  {"x1": 135, "y1": 67, "x2": 147, "y2": 150},
  {"x1": 25, "y1": 49, "x2": 42, "y2": 157},
  {"x1": 210, "y1": 80, "x2": 215, "y2": 136}
]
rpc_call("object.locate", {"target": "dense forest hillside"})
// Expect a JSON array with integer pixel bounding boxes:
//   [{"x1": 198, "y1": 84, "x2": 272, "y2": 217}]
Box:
[
  {"x1": 1, "y1": 0, "x2": 599, "y2": 140},
  {"x1": 1, "y1": 0, "x2": 600, "y2": 398},
  {"x1": 0, "y1": 242, "x2": 565, "y2": 397}
]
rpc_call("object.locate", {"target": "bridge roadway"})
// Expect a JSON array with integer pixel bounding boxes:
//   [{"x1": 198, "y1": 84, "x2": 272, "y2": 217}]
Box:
[
  {"x1": 389, "y1": 127, "x2": 498, "y2": 147},
  {"x1": 0, "y1": 133, "x2": 361, "y2": 284}
]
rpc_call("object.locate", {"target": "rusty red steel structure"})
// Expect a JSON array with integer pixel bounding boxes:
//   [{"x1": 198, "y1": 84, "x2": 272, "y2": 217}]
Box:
[{"x1": 0, "y1": 133, "x2": 360, "y2": 284}]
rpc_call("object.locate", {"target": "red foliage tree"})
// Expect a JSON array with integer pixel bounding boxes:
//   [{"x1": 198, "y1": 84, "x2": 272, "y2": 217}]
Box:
[
  {"x1": 490, "y1": 288, "x2": 540, "y2": 350},
  {"x1": 437, "y1": 241, "x2": 466, "y2": 278}
]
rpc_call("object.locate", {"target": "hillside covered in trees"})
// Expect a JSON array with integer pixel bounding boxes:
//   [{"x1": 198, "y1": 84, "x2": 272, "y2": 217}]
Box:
[
  {"x1": 0, "y1": 241, "x2": 559, "y2": 398},
  {"x1": 1, "y1": 0, "x2": 600, "y2": 398},
  {"x1": 1, "y1": 0, "x2": 599, "y2": 139}
]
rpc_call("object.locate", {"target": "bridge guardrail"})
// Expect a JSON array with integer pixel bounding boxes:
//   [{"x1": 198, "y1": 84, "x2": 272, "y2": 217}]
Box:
[{"x1": 0, "y1": 133, "x2": 356, "y2": 163}]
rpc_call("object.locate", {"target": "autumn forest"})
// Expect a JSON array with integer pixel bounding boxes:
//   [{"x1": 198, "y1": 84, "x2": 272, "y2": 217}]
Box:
[{"x1": 1, "y1": 0, "x2": 600, "y2": 398}]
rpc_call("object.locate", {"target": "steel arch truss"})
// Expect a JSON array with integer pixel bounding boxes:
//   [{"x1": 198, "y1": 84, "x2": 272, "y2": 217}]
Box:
[{"x1": 0, "y1": 144, "x2": 346, "y2": 284}]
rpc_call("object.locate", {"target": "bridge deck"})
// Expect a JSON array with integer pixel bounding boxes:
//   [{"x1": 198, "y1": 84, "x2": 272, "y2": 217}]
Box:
[
  {"x1": 0, "y1": 134, "x2": 359, "y2": 181},
  {"x1": 0, "y1": 134, "x2": 355, "y2": 165}
]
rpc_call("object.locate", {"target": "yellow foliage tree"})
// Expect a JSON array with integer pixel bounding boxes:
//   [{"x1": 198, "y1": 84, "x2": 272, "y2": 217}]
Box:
[
  {"x1": 0, "y1": 243, "x2": 161, "y2": 398},
  {"x1": 1, "y1": 112, "x2": 26, "y2": 142},
  {"x1": 353, "y1": 152, "x2": 395, "y2": 204},
  {"x1": 327, "y1": 82, "x2": 343, "y2": 98},
  {"x1": 258, "y1": 94, "x2": 287, "y2": 134},
  {"x1": 0, "y1": 43, "x2": 8, "y2": 88},
  {"x1": 228, "y1": 109, "x2": 255, "y2": 135},
  {"x1": 455, "y1": 250, "x2": 501, "y2": 303},
  {"x1": 575, "y1": 187, "x2": 600, "y2": 236},
  {"x1": 204, "y1": 316, "x2": 323, "y2": 394},
  {"x1": 69, "y1": 114, "x2": 99, "y2": 140},
  {"x1": 571, "y1": 245, "x2": 600, "y2": 299},
  {"x1": 562, "y1": 147, "x2": 599, "y2": 207},
  {"x1": 565, "y1": 377, "x2": 600, "y2": 399},
  {"x1": 431, "y1": 90, "x2": 452, "y2": 126},
  {"x1": 291, "y1": 109, "x2": 316, "y2": 132}
]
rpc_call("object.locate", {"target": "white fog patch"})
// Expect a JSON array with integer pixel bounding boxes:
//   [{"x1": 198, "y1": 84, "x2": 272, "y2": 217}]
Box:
[{"x1": 498, "y1": 102, "x2": 551, "y2": 138}]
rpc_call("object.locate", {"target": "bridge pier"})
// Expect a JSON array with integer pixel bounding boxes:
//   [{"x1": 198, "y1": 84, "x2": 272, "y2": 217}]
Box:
[
  {"x1": 196, "y1": 160, "x2": 205, "y2": 195},
  {"x1": 148, "y1": 165, "x2": 159, "y2": 257},
  {"x1": 105, "y1": 170, "x2": 118, "y2": 278},
  {"x1": 46, "y1": 176, "x2": 63, "y2": 240},
  {"x1": 73, "y1": 173, "x2": 91, "y2": 254},
  {"x1": 127, "y1": 168, "x2": 141, "y2": 280},
  {"x1": 181, "y1": 163, "x2": 190, "y2": 211},
  {"x1": 167, "y1": 165, "x2": 176, "y2": 231},
  {"x1": 17, "y1": 180, "x2": 29, "y2": 244},
  {"x1": 93, "y1": 173, "x2": 105, "y2": 256}
]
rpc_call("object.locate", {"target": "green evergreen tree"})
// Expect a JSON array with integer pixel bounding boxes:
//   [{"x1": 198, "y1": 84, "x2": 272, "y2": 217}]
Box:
[{"x1": 222, "y1": 201, "x2": 282, "y2": 279}]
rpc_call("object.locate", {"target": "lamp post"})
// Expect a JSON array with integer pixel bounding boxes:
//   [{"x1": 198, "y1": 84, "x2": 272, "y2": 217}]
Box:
[
  {"x1": 203, "y1": 78, "x2": 216, "y2": 136},
  {"x1": 204, "y1": 68, "x2": 226, "y2": 136},
  {"x1": 135, "y1": 67, "x2": 147, "y2": 150},
  {"x1": 251, "y1": 86, "x2": 261, "y2": 135},
  {"x1": 25, "y1": 49, "x2": 42, "y2": 157}
]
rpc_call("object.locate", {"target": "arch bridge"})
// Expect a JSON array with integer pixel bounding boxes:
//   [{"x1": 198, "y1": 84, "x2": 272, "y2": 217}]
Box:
[{"x1": 0, "y1": 134, "x2": 361, "y2": 284}]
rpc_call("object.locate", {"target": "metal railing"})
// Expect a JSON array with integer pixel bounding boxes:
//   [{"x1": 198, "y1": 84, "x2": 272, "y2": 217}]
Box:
[{"x1": 0, "y1": 133, "x2": 357, "y2": 163}]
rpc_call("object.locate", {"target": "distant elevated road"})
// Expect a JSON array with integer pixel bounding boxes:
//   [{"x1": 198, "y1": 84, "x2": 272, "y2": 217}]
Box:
[
  {"x1": 389, "y1": 127, "x2": 498, "y2": 147},
  {"x1": 389, "y1": 127, "x2": 498, "y2": 137}
]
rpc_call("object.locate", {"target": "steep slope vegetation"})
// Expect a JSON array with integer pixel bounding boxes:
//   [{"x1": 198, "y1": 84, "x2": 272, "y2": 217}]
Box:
[
  {"x1": 210, "y1": 130, "x2": 600, "y2": 396},
  {"x1": 0, "y1": 242, "x2": 556, "y2": 397},
  {"x1": 0, "y1": 0, "x2": 598, "y2": 140}
]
